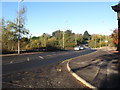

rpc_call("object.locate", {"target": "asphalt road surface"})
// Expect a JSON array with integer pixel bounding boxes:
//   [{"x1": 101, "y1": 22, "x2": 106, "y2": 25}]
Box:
[
  {"x1": 3, "y1": 60, "x2": 84, "y2": 88},
  {"x1": 2, "y1": 49, "x2": 96, "y2": 75}
]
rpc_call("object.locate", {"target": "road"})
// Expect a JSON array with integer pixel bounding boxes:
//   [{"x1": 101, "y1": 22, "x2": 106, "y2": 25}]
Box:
[{"x1": 2, "y1": 49, "x2": 96, "y2": 75}]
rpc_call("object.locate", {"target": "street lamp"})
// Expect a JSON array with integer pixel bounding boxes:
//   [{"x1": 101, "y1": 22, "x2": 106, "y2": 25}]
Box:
[
  {"x1": 112, "y1": 3, "x2": 120, "y2": 53},
  {"x1": 17, "y1": 0, "x2": 24, "y2": 54},
  {"x1": 17, "y1": 0, "x2": 20, "y2": 54}
]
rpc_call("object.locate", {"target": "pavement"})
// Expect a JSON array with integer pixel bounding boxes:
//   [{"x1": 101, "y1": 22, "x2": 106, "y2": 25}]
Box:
[{"x1": 67, "y1": 49, "x2": 120, "y2": 89}]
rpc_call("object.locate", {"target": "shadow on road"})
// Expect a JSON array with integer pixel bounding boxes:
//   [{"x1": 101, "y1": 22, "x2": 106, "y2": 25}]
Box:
[
  {"x1": 71, "y1": 51, "x2": 119, "y2": 88},
  {"x1": 99, "y1": 53, "x2": 120, "y2": 88},
  {"x1": 99, "y1": 73, "x2": 120, "y2": 88}
]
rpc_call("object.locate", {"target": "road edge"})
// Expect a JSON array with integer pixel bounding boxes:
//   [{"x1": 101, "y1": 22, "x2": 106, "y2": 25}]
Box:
[
  {"x1": 67, "y1": 61, "x2": 97, "y2": 89},
  {"x1": 62, "y1": 49, "x2": 98, "y2": 89}
]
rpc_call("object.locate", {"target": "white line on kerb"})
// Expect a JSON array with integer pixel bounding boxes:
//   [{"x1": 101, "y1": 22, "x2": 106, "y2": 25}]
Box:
[
  {"x1": 67, "y1": 61, "x2": 97, "y2": 89},
  {"x1": 39, "y1": 56, "x2": 44, "y2": 59}
]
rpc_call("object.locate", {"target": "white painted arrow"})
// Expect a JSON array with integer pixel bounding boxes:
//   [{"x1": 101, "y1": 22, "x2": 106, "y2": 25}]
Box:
[
  {"x1": 39, "y1": 56, "x2": 44, "y2": 59},
  {"x1": 27, "y1": 57, "x2": 30, "y2": 61}
]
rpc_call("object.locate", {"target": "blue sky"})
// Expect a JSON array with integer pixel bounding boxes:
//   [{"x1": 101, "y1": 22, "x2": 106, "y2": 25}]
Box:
[{"x1": 2, "y1": 2, "x2": 119, "y2": 36}]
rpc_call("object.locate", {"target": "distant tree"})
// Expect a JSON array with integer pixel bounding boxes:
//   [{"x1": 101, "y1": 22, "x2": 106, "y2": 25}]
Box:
[
  {"x1": 111, "y1": 29, "x2": 118, "y2": 47},
  {"x1": 40, "y1": 33, "x2": 51, "y2": 47},
  {"x1": 52, "y1": 30, "x2": 63, "y2": 40},
  {"x1": 15, "y1": 6, "x2": 29, "y2": 38},
  {"x1": 20, "y1": 37, "x2": 29, "y2": 50},
  {"x1": 65, "y1": 30, "x2": 72, "y2": 36},
  {"x1": 26, "y1": 39, "x2": 41, "y2": 50},
  {"x1": 52, "y1": 30, "x2": 63, "y2": 47},
  {"x1": 31, "y1": 36, "x2": 40, "y2": 40},
  {"x1": 46, "y1": 37, "x2": 58, "y2": 47},
  {"x1": 5, "y1": 20, "x2": 29, "y2": 38},
  {"x1": 83, "y1": 31, "x2": 91, "y2": 41},
  {"x1": 1, "y1": 19, "x2": 18, "y2": 52},
  {"x1": 75, "y1": 34, "x2": 83, "y2": 45},
  {"x1": 1, "y1": 6, "x2": 29, "y2": 53},
  {"x1": 88, "y1": 34, "x2": 112, "y2": 48},
  {"x1": 64, "y1": 30, "x2": 75, "y2": 47}
]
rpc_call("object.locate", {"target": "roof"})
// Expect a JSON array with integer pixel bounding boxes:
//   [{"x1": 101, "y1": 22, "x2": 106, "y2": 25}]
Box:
[{"x1": 112, "y1": 3, "x2": 120, "y2": 12}]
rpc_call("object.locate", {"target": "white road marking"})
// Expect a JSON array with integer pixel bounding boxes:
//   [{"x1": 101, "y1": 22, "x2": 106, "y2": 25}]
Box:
[
  {"x1": 27, "y1": 57, "x2": 30, "y2": 61},
  {"x1": 10, "y1": 61, "x2": 13, "y2": 64},
  {"x1": 39, "y1": 56, "x2": 44, "y2": 59}
]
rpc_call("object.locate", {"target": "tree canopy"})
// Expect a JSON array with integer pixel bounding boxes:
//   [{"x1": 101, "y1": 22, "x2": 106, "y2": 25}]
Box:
[{"x1": 83, "y1": 30, "x2": 91, "y2": 41}]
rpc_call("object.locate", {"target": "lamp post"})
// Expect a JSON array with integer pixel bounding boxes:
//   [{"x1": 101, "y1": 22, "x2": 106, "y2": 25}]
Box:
[
  {"x1": 17, "y1": 0, "x2": 24, "y2": 54},
  {"x1": 17, "y1": 0, "x2": 20, "y2": 54},
  {"x1": 112, "y1": 3, "x2": 120, "y2": 53}
]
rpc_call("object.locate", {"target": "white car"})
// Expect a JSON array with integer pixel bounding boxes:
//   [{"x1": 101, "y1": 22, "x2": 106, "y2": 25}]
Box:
[
  {"x1": 74, "y1": 46, "x2": 80, "y2": 50},
  {"x1": 80, "y1": 46, "x2": 84, "y2": 50},
  {"x1": 74, "y1": 46, "x2": 84, "y2": 50}
]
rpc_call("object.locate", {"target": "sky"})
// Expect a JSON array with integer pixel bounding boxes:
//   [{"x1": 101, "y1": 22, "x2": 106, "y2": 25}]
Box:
[{"x1": 1, "y1": 1, "x2": 119, "y2": 37}]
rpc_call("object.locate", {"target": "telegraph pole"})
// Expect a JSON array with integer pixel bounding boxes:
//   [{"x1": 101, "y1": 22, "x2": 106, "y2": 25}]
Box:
[
  {"x1": 63, "y1": 31, "x2": 65, "y2": 49},
  {"x1": 100, "y1": 35, "x2": 101, "y2": 48},
  {"x1": 95, "y1": 35, "x2": 96, "y2": 48},
  {"x1": 75, "y1": 34, "x2": 77, "y2": 45}
]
